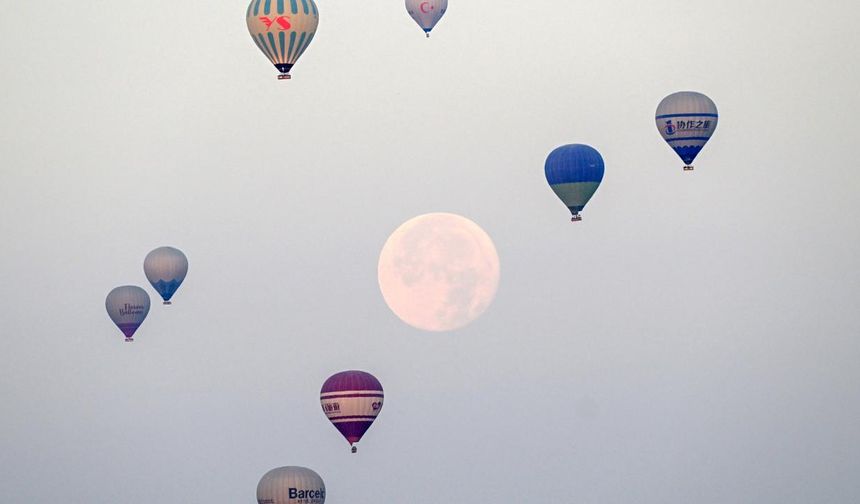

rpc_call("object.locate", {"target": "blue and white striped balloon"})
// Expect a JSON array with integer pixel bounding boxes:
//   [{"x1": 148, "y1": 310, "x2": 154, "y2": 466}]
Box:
[
  {"x1": 105, "y1": 286, "x2": 150, "y2": 342},
  {"x1": 247, "y1": 0, "x2": 319, "y2": 79},
  {"x1": 655, "y1": 91, "x2": 718, "y2": 171},
  {"x1": 144, "y1": 246, "x2": 188, "y2": 305},
  {"x1": 545, "y1": 144, "x2": 605, "y2": 222},
  {"x1": 406, "y1": 0, "x2": 448, "y2": 37}
]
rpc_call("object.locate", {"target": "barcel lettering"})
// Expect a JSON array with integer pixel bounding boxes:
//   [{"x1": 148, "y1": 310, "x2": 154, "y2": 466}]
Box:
[{"x1": 288, "y1": 487, "x2": 325, "y2": 500}]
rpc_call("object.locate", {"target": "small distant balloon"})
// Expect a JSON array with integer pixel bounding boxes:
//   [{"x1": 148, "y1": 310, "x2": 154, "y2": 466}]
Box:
[
  {"x1": 321, "y1": 370, "x2": 383, "y2": 453},
  {"x1": 545, "y1": 144, "x2": 605, "y2": 222},
  {"x1": 406, "y1": 0, "x2": 447, "y2": 37},
  {"x1": 257, "y1": 466, "x2": 325, "y2": 504},
  {"x1": 105, "y1": 286, "x2": 150, "y2": 342},
  {"x1": 144, "y1": 246, "x2": 188, "y2": 305},
  {"x1": 246, "y1": 0, "x2": 319, "y2": 80},
  {"x1": 655, "y1": 91, "x2": 719, "y2": 171}
]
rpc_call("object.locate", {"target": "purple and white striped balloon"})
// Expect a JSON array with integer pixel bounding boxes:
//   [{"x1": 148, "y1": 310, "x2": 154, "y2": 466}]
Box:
[{"x1": 320, "y1": 370, "x2": 384, "y2": 452}]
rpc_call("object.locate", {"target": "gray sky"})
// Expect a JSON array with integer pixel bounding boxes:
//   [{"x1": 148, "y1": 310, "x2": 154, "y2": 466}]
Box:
[{"x1": 2, "y1": 1, "x2": 859, "y2": 502}]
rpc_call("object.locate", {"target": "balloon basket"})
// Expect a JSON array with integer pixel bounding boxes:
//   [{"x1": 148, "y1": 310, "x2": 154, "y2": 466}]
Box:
[
  {"x1": 426, "y1": 33, "x2": 430, "y2": 38},
  {"x1": 351, "y1": 446, "x2": 357, "y2": 454},
  {"x1": 277, "y1": 74, "x2": 292, "y2": 80},
  {"x1": 125, "y1": 337, "x2": 134, "y2": 342},
  {"x1": 570, "y1": 215, "x2": 582, "y2": 222},
  {"x1": 163, "y1": 301, "x2": 172, "y2": 305},
  {"x1": 683, "y1": 165, "x2": 694, "y2": 171}
]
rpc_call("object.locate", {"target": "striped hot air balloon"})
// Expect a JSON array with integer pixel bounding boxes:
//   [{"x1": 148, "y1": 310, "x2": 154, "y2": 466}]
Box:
[
  {"x1": 105, "y1": 286, "x2": 150, "y2": 342},
  {"x1": 545, "y1": 144, "x2": 605, "y2": 222},
  {"x1": 656, "y1": 91, "x2": 719, "y2": 171},
  {"x1": 320, "y1": 370, "x2": 384, "y2": 453},
  {"x1": 144, "y1": 246, "x2": 188, "y2": 305},
  {"x1": 247, "y1": 0, "x2": 319, "y2": 80},
  {"x1": 405, "y1": 0, "x2": 447, "y2": 37},
  {"x1": 256, "y1": 466, "x2": 325, "y2": 504}
]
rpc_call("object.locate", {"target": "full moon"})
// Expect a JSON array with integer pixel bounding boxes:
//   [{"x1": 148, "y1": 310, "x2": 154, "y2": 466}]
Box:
[{"x1": 378, "y1": 213, "x2": 500, "y2": 332}]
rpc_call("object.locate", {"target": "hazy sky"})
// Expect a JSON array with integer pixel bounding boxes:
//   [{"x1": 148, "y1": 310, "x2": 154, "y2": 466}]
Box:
[{"x1": 2, "y1": 1, "x2": 859, "y2": 502}]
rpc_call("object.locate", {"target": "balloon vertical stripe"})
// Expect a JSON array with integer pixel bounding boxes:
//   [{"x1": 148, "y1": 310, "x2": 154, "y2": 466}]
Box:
[
  {"x1": 295, "y1": 32, "x2": 307, "y2": 59},
  {"x1": 301, "y1": 32, "x2": 315, "y2": 56},
  {"x1": 277, "y1": 0, "x2": 284, "y2": 15},
  {"x1": 290, "y1": 0, "x2": 298, "y2": 14},
  {"x1": 276, "y1": 31, "x2": 284, "y2": 61},
  {"x1": 311, "y1": 1, "x2": 317, "y2": 15},
  {"x1": 287, "y1": 31, "x2": 297, "y2": 61},
  {"x1": 301, "y1": 0, "x2": 309, "y2": 14},
  {"x1": 253, "y1": 0, "x2": 262, "y2": 17},
  {"x1": 263, "y1": 0, "x2": 271, "y2": 16}
]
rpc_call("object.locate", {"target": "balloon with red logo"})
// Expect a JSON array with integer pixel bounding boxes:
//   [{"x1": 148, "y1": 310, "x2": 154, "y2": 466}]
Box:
[
  {"x1": 320, "y1": 370, "x2": 384, "y2": 453},
  {"x1": 405, "y1": 0, "x2": 448, "y2": 37},
  {"x1": 246, "y1": 0, "x2": 319, "y2": 79}
]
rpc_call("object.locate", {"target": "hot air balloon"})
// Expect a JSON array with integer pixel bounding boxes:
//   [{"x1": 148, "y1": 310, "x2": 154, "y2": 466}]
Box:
[
  {"x1": 246, "y1": 0, "x2": 319, "y2": 80},
  {"x1": 105, "y1": 286, "x2": 150, "y2": 342},
  {"x1": 406, "y1": 0, "x2": 447, "y2": 37},
  {"x1": 320, "y1": 370, "x2": 383, "y2": 453},
  {"x1": 655, "y1": 91, "x2": 719, "y2": 171},
  {"x1": 144, "y1": 246, "x2": 188, "y2": 305},
  {"x1": 545, "y1": 144, "x2": 605, "y2": 222},
  {"x1": 257, "y1": 466, "x2": 325, "y2": 504}
]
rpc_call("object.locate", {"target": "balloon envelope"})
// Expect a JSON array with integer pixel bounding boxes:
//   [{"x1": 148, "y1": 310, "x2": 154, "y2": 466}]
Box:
[
  {"x1": 246, "y1": 0, "x2": 319, "y2": 79},
  {"x1": 105, "y1": 286, "x2": 150, "y2": 342},
  {"x1": 406, "y1": 0, "x2": 447, "y2": 36},
  {"x1": 320, "y1": 370, "x2": 384, "y2": 448},
  {"x1": 144, "y1": 246, "x2": 188, "y2": 304},
  {"x1": 655, "y1": 91, "x2": 718, "y2": 168},
  {"x1": 545, "y1": 144, "x2": 605, "y2": 220},
  {"x1": 257, "y1": 466, "x2": 325, "y2": 504}
]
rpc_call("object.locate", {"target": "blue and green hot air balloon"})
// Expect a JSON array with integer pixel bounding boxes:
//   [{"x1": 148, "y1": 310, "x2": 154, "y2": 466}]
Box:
[{"x1": 545, "y1": 144, "x2": 605, "y2": 222}]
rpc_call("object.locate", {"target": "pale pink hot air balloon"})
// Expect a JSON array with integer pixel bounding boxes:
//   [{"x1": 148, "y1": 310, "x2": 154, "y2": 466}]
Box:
[{"x1": 105, "y1": 286, "x2": 150, "y2": 342}]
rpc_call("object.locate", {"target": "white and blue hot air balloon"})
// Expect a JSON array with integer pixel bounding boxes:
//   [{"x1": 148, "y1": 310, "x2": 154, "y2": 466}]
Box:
[
  {"x1": 144, "y1": 246, "x2": 188, "y2": 305},
  {"x1": 257, "y1": 466, "x2": 325, "y2": 504},
  {"x1": 655, "y1": 91, "x2": 718, "y2": 171},
  {"x1": 105, "y1": 286, "x2": 150, "y2": 342},
  {"x1": 406, "y1": 0, "x2": 447, "y2": 37},
  {"x1": 545, "y1": 144, "x2": 605, "y2": 222}
]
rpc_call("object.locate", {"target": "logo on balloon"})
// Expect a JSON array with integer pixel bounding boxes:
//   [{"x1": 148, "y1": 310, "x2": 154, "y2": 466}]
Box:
[
  {"x1": 420, "y1": 2, "x2": 433, "y2": 13},
  {"x1": 372, "y1": 401, "x2": 382, "y2": 411},
  {"x1": 119, "y1": 303, "x2": 145, "y2": 316},
  {"x1": 259, "y1": 16, "x2": 291, "y2": 30},
  {"x1": 664, "y1": 120, "x2": 676, "y2": 135}
]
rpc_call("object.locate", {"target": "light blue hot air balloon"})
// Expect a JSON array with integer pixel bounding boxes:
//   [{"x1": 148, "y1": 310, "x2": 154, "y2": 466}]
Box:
[
  {"x1": 144, "y1": 246, "x2": 188, "y2": 305},
  {"x1": 656, "y1": 91, "x2": 718, "y2": 171},
  {"x1": 406, "y1": 0, "x2": 447, "y2": 37},
  {"x1": 105, "y1": 286, "x2": 150, "y2": 342},
  {"x1": 545, "y1": 144, "x2": 605, "y2": 222}
]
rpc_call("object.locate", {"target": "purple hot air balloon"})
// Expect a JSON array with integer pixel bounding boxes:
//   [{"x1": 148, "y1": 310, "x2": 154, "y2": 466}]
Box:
[
  {"x1": 320, "y1": 370, "x2": 384, "y2": 453},
  {"x1": 105, "y1": 285, "x2": 150, "y2": 342}
]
